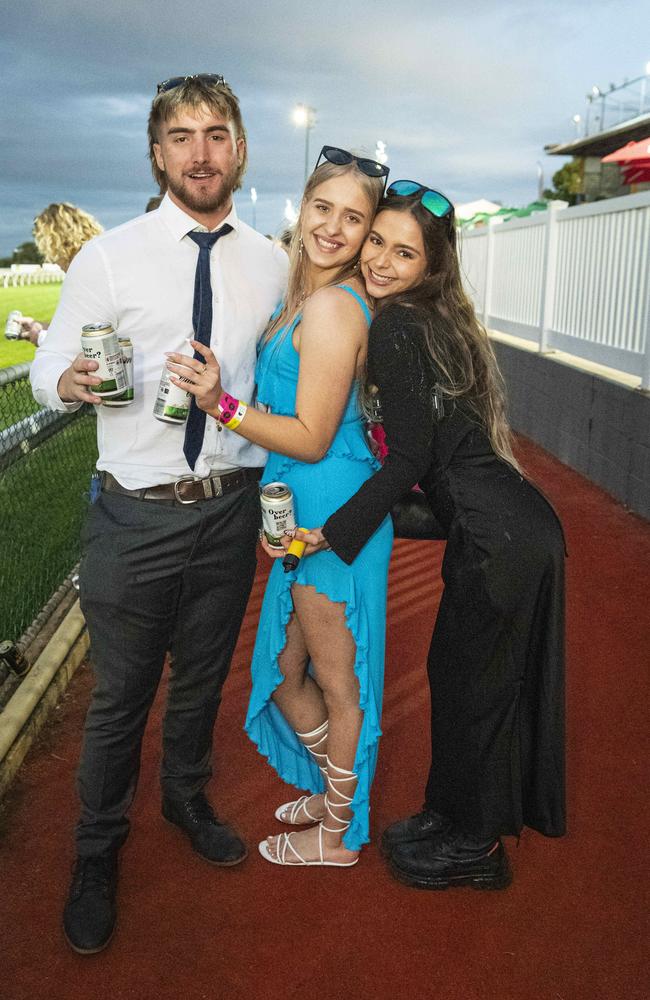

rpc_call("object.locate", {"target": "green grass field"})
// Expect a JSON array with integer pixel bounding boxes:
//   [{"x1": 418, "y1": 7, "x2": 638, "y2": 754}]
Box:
[
  {"x1": 0, "y1": 412, "x2": 97, "y2": 643},
  {"x1": 0, "y1": 283, "x2": 62, "y2": 368}
]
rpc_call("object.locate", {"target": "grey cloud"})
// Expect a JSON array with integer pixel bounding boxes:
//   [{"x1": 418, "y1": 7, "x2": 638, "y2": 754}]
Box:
[{"x1": 2, "y1": 0, "x2": 648, "y2": 251}]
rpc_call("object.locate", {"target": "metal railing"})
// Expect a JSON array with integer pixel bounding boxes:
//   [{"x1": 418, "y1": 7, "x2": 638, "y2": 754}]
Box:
[
  {"x1": 460, "y1": 190, "x2": 650, "y2": 388},
  {"x1": 0, "y1": 363, "x2": 97, "y2": 646}
]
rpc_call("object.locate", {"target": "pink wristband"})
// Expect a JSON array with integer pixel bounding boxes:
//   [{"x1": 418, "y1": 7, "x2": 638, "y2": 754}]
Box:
[
  {"x1": 217, "y1": 391, "x2": 248, "y2": 430},
  {"x1": 217, "y1": 391, "x2": 240, "y2": 424}
]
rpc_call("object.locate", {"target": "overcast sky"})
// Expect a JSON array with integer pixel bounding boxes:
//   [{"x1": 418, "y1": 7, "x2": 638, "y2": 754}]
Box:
[{"x1": 1, "y1": 0, "x2": 648, "y2": 253}]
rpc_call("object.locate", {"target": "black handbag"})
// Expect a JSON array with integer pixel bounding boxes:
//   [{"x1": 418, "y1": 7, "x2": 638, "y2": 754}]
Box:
[{"x1": 390, "y1": 490, "x2": 446, "y2": 540}]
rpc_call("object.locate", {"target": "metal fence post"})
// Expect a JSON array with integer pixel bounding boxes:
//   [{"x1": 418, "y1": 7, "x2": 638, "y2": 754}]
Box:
[
  {"x1": 483, "y1": 217, "x2": 499, "y2": 327},
  {"x1": 642, "y1": 282, "x2": 650, "y2": 392},
  {"x1": 539, "y1": 199, "x2": 568, "y2": 353}
]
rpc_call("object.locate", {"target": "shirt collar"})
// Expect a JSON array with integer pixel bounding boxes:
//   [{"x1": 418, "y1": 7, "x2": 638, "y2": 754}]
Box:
[{"x1": 158, "y1": 192, "x2": 240, "y2": 242}]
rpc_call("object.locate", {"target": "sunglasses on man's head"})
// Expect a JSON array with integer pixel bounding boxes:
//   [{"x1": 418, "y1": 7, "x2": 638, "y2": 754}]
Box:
[
  {"x1": 387, "y1": 180, "x2": 454, "y2": 220},
  {"x1": 156, "y1": 74, "x2": 227, "y2": 95},
  {"x1": 314, "y1": 146, "x2": 389, "y2": 191}
]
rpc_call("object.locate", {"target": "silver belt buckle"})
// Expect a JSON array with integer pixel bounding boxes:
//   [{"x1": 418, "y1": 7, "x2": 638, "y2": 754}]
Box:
[
  {"x1": 209, "y1": 475, "x2": 223, "y2": 498},
  {"x1": 173, "y1": 475, "x2": 199, "y2": 504}
]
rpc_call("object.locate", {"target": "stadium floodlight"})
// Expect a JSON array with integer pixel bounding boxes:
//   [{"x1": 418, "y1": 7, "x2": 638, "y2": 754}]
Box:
[
  {"x1": 375, "y1": 140, "x2": 388, "y2": 165},
  {"x1": 292, "y1": 104, "x2": 316, "y2": 185},
  {"x1": 284, "y1": 198, "x2": 298, "y2": 225}
]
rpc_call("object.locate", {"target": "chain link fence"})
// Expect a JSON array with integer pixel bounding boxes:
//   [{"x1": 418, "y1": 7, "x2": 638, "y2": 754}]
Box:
[{"x1": 0, "y1": 363, "x2": 97, "y2": 650}]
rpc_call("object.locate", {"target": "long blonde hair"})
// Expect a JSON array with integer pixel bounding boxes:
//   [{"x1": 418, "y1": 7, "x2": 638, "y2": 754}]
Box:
[
  {"x1": 265, "y1": 160, "x2": 384, "y2": 342},
  {"x1": 374, "y1": 194, "x2": 520, "y2": 470},
  {"x1": 33, "y1": 203, "x2": 103, "y2": 272}
]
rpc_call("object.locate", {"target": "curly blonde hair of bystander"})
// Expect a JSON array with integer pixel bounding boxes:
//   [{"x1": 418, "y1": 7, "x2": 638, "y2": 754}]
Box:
[{"x1": 33, "y1": 203, "x2": 103, "y2": 272}]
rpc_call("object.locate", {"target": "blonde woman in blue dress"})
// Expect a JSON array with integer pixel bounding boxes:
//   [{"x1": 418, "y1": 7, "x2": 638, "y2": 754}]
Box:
[{"x1": 166, "y1": 147, "x2": 393, "y2": 867}]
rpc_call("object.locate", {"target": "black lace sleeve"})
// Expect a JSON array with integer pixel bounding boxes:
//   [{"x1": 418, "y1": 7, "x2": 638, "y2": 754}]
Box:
[{"x1": 323, "y1": 304, "x2": 441, "y2": 564}]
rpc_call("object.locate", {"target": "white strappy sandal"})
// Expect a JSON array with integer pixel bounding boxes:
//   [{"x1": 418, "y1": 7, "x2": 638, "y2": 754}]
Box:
[
  {"x1": 274, "y1": 720, "x2": 328, "y2": 825},
  {"x1": 260, "y1": 758, "x2": 359, "y2": 867}
]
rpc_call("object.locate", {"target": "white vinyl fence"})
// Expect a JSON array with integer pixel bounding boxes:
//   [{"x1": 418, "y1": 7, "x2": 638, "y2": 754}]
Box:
[
  {"x1": 460, "y1": 190, "x2": 650, "y2": 388},
  {"x1": 0, "y1": 264, "x2": 65, "y2": 288}
]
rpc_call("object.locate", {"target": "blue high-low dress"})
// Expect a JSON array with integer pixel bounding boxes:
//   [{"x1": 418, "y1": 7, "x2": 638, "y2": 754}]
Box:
[{"x1": 244, "y1": 286, "x2": 394, "y2": 851}]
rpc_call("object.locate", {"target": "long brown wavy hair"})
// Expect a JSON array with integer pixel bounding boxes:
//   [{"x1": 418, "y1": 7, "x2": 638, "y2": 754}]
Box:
[
  {"x1": 265, "y1": 159, "x2": 384, "y2": 343},
  {"x1": 371, "y1": 192, "x2": 519, "y2": 470}
]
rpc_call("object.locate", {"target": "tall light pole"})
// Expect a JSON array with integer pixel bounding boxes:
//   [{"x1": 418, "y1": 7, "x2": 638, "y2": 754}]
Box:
[
  {"x1": 250, "y1": 187, "x2": 258, "y2": 230},
  {"x1": 641, "y1": 61, "x2": 650, "y2": 114},
  {"x1": 292, "y1": 104, "x2": 316, "y2": 185}
]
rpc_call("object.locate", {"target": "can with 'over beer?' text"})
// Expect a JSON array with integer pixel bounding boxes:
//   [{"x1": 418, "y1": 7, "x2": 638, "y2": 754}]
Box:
[
  {"x1": 80, "y1": 323, "x2": 127, "y2": 397},
  {"x1": 260, "y1": 482, "x2": 296, "y2": 549}
]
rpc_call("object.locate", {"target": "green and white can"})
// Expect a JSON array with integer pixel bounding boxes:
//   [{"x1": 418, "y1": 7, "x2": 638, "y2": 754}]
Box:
[
  {"x1": 153, "y1": 365, "x2": 192, "y2": 423},
  {"x1": 102, "y1": 338, "x2": 134, "y2": 407},
  {"x1": 80, "y1": 323, "x2": 127, "y2": 397}
]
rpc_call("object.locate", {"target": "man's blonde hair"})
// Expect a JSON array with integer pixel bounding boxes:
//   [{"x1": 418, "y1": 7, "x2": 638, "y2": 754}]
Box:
[{"x1": 147, "y1": 77, "x2": 248, "y2": 192}]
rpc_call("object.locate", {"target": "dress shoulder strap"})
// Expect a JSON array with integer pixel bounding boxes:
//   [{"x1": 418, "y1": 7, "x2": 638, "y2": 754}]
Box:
[{"x1": 335, "y1": 284, "x2": 372, "y2": 326}]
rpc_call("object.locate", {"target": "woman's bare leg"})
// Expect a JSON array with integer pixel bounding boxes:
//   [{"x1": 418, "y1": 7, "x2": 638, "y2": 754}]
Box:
[
  {"x1": 271, "y1": 606, "x2": 328, "y2": 821},
  {"x1": 272, "y1": 610, "x2": 326, "y2": 731},
  {"x1": 266, "y1": 585, "x2": 362, "y2": 863}
]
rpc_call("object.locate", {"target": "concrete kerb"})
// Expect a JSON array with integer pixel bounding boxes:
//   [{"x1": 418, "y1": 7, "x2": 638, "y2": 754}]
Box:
[{"x1": 0, "y1": 601, "x2": 88, "y2": 801}]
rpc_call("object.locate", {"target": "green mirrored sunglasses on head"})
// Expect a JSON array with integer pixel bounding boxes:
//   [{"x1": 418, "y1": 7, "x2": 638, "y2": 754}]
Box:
[{"x1": 387, "y1": 180, "x2": 453, "y2": 219}]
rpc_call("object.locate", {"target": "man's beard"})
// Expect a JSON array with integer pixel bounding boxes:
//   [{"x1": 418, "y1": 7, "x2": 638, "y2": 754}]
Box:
[{"x1": 166, "y1": 162, "x2": 240, "y2": 216}]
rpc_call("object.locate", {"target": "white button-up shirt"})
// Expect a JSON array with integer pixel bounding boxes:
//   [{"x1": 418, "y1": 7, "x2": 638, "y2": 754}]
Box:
[{"x1": 30, "y1": 195, "x2": 288, "y2": 488}]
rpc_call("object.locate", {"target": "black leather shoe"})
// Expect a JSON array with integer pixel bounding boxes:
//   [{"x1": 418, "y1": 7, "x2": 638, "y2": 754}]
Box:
[
  {"x1": 389, "y1": 830, "x2": 512, "y2": 890},
  {"x1": 162, "y1": 793, "x2": 247, "y2": 866},
  {"x1": 380, "y1": 808, "x2": 451, "y2": 857},
  {"x1": 63, "y1": 852, "x2": 118, "y2": 954}
]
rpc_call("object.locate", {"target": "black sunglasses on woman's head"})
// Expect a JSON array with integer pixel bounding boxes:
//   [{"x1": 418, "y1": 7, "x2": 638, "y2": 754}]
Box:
[{"x1": 314, "y1": 146, "x2": 389, "y2": 192}]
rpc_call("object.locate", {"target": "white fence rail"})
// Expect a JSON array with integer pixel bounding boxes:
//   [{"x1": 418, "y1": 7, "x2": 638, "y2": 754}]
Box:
[
  {"x1": 0, "y1": 264, "x2": 65, "y2": 288},
  {"x1": 460, "y1": 190, "x2": 650, "y2": 389}
]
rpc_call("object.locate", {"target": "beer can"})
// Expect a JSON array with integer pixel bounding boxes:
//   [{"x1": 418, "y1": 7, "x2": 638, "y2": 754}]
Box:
[
  {"x1": 260, "y1": 482, "x2": 296, "y2": 548},
  {"x1": 4, "y1": 310, "x2": 23, "y2": 340},
  {"x1": 153, "y1": 364, "x2": 192, "y2": 423},
  {"x1": 102, "y1": 338, "x2": 134, "y2": 407},
  {"x1": 80, "y1": 323, "x2": 127, "y2": 397}
]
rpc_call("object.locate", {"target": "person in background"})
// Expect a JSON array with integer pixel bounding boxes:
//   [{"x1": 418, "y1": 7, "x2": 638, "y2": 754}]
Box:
[
  {"x1": 30, "y1": 74, "x2": 287, "y2": 954},
  {"x1": 292, "y1": 181, "x2": 566, "y2": 890},
  {"x1": 15, "y1": 203, "x2": 103, "y2": 346}
]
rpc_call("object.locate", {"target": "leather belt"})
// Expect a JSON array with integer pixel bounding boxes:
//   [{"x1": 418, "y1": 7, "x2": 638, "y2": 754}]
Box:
[{"x1": 101, "y1": 468, "x2": 262, "y2": 504}]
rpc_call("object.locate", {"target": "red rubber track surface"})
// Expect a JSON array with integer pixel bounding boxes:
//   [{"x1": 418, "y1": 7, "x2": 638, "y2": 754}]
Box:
[{"x1": 1, "y1": 437, "x2": 648, "y2": 1000}]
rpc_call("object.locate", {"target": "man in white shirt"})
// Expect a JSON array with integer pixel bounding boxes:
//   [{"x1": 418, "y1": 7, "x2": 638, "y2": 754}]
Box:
[{"x1": 31, "y1": 75, "x2": 288, "y2": 954}]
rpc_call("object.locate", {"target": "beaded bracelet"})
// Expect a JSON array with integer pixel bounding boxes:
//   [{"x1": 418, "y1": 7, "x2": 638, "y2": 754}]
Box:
[{"x1": 217, "y1": 391, "x2": 248, "y2": 430}]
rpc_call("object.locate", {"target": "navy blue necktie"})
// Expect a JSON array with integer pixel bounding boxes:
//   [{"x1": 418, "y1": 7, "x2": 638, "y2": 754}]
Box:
[{"x1": 183, "y1": 225, "x2": 233, "y2": 470}]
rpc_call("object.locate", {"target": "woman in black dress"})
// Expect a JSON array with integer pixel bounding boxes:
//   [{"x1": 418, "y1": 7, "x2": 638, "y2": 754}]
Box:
[{"x1": 292, "y1": 181, "x2": 566, "y2": 889}]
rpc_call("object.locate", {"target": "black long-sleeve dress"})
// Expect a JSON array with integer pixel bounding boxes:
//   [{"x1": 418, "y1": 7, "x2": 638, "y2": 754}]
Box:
[{"x1": 323, "y1": 303, "x2": 566, "y2": 839}]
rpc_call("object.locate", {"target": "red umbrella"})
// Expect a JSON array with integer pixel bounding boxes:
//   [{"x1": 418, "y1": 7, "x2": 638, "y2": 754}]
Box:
[
  {"x1": 602, "y1": 137, "x2": 650, "y2": 164},
  {"x1": 621, "y1": 164, "x2": 650, "y2": 184}
]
